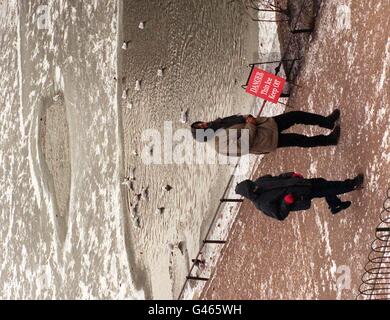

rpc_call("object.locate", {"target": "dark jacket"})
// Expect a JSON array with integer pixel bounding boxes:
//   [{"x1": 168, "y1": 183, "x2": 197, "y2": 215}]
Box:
[
  {"x1": 192, "y1": 115, "x2": 246, "y2": 142},
  {"x1": 235, "y1": 172, "x2": 313, "y2": 221}
]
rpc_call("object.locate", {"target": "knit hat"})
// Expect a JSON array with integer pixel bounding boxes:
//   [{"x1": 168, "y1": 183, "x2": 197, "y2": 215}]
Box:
[{"x1": 191, "y1": 122, "x2": 216, "y2": 142}]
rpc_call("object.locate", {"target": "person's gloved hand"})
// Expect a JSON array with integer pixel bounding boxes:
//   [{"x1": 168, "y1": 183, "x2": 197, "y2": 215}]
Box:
[
  {"x1": 284, "y1": 194, "x2": 295, "y2": 205},
  {"x1": 245, "y1": 115, "x2": 257, "y2": 125},
  {"x1": 292, "y1": 172, "x2": 304, "y2": 178}
]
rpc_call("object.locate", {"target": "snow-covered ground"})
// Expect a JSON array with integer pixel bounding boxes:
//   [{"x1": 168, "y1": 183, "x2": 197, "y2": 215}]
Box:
[{"x1": 0, "y1": 0, "x2": 142, "y2": 299}]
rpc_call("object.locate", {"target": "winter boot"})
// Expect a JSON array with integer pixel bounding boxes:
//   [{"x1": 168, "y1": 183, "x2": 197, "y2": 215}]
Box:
[{"x1": 331, "y1": 201, "x2": 351, "y2": 214}]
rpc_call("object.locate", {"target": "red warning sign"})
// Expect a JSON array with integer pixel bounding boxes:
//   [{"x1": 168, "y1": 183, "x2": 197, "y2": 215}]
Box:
[{"x1": 245, "y1": 67, "x2": 286, "y2": 104}]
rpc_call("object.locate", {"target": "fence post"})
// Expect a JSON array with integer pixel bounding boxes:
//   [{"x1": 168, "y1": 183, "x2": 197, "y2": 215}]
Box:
[
  {"x1": 186, "y1": 276, "x2": 209, "y2": 282},
  {"x1": 203, "y1": 240, "x2": 226, "y2": 244},
  {"x1": 220, "y1": 198, "x2": 244, "y2": 203}
]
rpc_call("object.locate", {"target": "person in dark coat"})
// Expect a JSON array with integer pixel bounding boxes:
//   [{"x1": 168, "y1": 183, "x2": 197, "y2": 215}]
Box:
[
  {"x1": 235, "y1": 172, "x2": 364, "y2": 221},
  {"x1": 190, "y1": 110, "x2": 341, "y2": 156}
]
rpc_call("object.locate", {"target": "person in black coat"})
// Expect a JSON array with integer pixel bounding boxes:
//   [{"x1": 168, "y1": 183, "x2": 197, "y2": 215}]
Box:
[{"x1": 235, "y1": 172, "x2": 364, "y2": 221}]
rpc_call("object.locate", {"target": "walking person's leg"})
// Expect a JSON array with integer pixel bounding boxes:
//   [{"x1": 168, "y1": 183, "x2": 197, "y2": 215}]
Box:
[
  {"x1": 277, "y1": 126, "x2": 340, "y2": 148},
  {"x1": 307, "y1": 175, "x2": 364, "y2": 214},
  {"x1": 325, "y1": 195, "x2": 351, "y2": 214},
  {"x1": 310, "y1": 175, "x2": 364, "y2": 196},
  {"x1": 273, "y1": 110, "x2": 340, "y2": 132},
  {"x1": 325, "y1": 195, "x2": 343, "y2": 207}
]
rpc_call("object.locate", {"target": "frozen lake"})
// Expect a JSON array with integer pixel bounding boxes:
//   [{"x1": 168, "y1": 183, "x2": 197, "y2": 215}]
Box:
[{"x1": 0, "y1": 0, "x2": 141, "y2": 299}]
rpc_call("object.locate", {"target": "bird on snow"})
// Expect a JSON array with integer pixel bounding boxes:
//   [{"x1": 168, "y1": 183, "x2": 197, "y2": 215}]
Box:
[
  {"x1": 180, "y1": 108, "x2": 189, "y2": 124},
  {"x1": 122, "y1": 88, "x2": 128, "y2": 100},
  {"x1": 121, "y1": 177, "x2": 133, "y2": 190},
  {"x1": 122, "y1": 41, "x2": 130, "y2": 50},
  {"x1": 128, "y1": 167, "x2": 136, "y2": 181},
  {"x1": 177, "y1": 241, "x2": 185, "y2": 255},
  {"x1": 157, "y1": 68, "x2": 164, "y2": 77},
  {"x1": 133, "y1": 193, "x2": 142, "y2": 202},
  {"x1": 147, "y1": 145, "x2": 154, "y2": 156},
  {"x1": 142, "y1": 186, "x2": 149, "y2": 202},
  {"x1": 133, "y1": 215, "x2": 141, "y2": 228},
  {"x1": 156, "y1": 207, "x2": 165, "y2": 215},
  {"x1": 162, "y1": 185, "x2": 173, "y2": 192},
  {"x1": 53, "y1": 93, "x2": 64, "y2": 104},
  {"x1": 135, "y1": 80, "x2": 141, "y2": 91},
  {"x1": 124, "y1": 101, "x2": 133, "y2": 110},
  {"x1": 129, "y1": 203, "x2": 139, "y2": 217}
]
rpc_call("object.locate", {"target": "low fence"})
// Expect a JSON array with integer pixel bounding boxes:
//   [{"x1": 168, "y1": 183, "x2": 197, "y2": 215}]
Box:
[{"x1": 358, "y1": 187, "x2": 390, "y2": 299}]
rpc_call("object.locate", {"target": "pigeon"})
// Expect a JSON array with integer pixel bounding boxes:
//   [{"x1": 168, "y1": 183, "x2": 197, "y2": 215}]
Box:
[
  {"x1": 122, "y1": 89, "x2": 128, "y2": 100},
  {"x1": 138, "y1": 21, "x2": 145, "y2": 29},
  {"x1": 122, "y1": 180, "x2": 134, "y2": 191},
  {"x1": 162, "y1": 185, "x2": 173, "y2": 192},
  {"x1": 156, "y1": 207, "x2": 165, "y2": 215},
  {"x1": 142, "y1": 186, "x2": 149, "y2": 202},
  {"x1": 53, "y1": 93, "x2": 64, "y2": 104},
  {"x1": 133, "y1": 193, "x2": 142, "y2": 202},
  {"x1": 129, "y1": 203, "x2": 139, "y2": 218},
  {"x1": 180, "y1": 108, "x2": 189, "y2": 124},
  {"x1": 177, "y1": 241, "x2": 185, "y2": 255},
  {"x1": 167, "y1": 241, "x2": 185, "y2": 254},
  {"x1": 135, "y1": 80, "x2": 141, "y2": 91},
  {"x1": 133, "y1": 216, "x2": 141, "y2": 228},
  {"x1": 193, "y1": 255, "x2": 206, "y2": 271},
  {"x1": 124, "y1": 102, "x2": 133, "y2": 110},
  {"x1": 148, "y1": 146, "x2": 154, "y2": 156},
  {"x1": 128, "y1": 167, "x2": 136, "y2": 181},
  {"x1": 157, "y1": 68, "x2": 164, "y2": 77},
  {"x1": 121, "y1": 178, "x2": 133, "y2": 191},
  {"x1": 122, "y1": 41, "x2": 130, "y2": 50},
  {"x1": 132, "y1": 150, "x2": 139, "y2": 156}
]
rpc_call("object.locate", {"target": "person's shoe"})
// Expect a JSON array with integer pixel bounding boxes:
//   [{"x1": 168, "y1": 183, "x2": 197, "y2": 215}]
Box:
[
  {"x1": 353, "y1": 174, "x2": 364, "y2": 189},
  {"x1": 331, "y1": 201, "x2": 351, "y2": 214},
  {"x1": 323, "y1": 109, "x2": 340, "y2": 129},
  {"x1": 327, "y1": 109, "x2": 341, "y2": 123},
  {"x1": 327, "y1": 124, "x2": 341, "y2": 145}
]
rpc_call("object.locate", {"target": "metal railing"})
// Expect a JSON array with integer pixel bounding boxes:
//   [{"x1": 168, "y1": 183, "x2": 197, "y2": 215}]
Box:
[
  {"x1": 177, "y1": 163, "x2": 242, "y2": 299},
  {"x1": 358, "y1": 187, "x2": 390, "y2": 299}
]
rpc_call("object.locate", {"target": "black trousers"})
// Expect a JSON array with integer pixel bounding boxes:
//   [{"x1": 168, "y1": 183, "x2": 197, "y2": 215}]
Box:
[
  {"x1": 273, "y1": 111, "x2": 335, "y2": 148},
  {"x1": 307, "y1": 178, "x2": 356, "y2": 209}
]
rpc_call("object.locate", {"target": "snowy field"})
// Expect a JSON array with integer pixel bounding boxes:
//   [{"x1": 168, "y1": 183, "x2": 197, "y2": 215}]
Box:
[{"x1": 0, "y1": 0, "x2": 142, "y2": 299}]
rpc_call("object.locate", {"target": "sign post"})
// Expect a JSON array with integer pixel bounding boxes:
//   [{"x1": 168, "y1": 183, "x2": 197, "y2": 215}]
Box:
[{"x1": 245, "y1": 67, "x2": 286, "y2": 104}]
